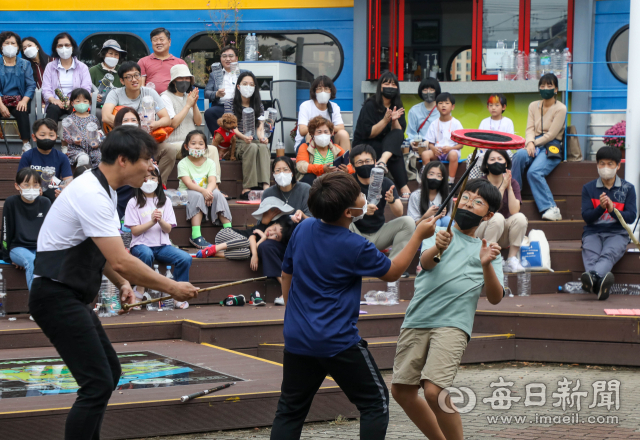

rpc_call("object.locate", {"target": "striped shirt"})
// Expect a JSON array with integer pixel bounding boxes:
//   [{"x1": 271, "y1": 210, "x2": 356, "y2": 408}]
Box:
[{"x1": 313, "y1": 148, "x2": 334, "y2": 165}]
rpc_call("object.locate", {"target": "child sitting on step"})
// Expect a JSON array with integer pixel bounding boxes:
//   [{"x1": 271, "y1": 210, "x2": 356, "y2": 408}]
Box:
[
  {"x1": 62, "y1": 88, "x2": 102, "y2": 169},
  {"x1": 125, "y1": 167, "x2": 192, "y2": 309},
  {"x1": 177, "y1": 129, "x2": 233, "y2": 249}
]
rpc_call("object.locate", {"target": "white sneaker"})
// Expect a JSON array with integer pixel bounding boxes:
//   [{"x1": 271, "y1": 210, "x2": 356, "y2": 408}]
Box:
[
  {"x1": 274, "y1": 296, "x2": 285, "y2": 306},
  {"x1": 506, "y1": 256, "x2": 524, "y2": 273},
  {"x1": 542, "y1": 206, "x2": 562, "y2": 221},
  {"x1": 22, "y1": 143, "x2": 31, "y2": 153}
]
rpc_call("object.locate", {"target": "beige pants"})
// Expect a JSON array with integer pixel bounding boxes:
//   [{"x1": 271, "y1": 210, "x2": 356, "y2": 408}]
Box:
[
  {"x1": 236, "y1": 139, "x2": 271, "y2": 189},
  {"x1": 475, "y1": 212, "x2": 528, "y2": 249},
  {"x1": 349, "y1": 216, "x2": 416, "y2": 259},
  {"x1": 159, "y1": 142, "x2": 222, "y2": 184}
]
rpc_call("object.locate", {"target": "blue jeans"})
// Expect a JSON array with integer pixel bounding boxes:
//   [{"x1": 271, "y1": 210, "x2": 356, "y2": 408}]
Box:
[
  {"x1": 9, "y1": 247, "x2": 36, "y2": 291},
  {"x1": 130, "y1": 245, "x2": 192, "y2": 282},
  {"x1": 511, "y1": 146, "x2": 561, "y2": 213}
]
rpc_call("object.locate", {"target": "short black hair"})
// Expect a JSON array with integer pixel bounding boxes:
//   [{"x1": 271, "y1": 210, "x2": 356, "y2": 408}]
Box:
[
  {"x1": 272, "y1": 156, "x2": 297, "y2": 185},
  {"x1": 436, "y1": 92, "x2": 455, "y2": 105},
  {"x1": 100, "y1": 125, "x2": 158, "y2": 165},
  {"x1": 118, "y1": 61, "x2": 141, "y2": 78},
  {"x1": 463, "y1": 179, "x2": 502, "y2": 213},
  {"x1": 309, "y1": 173, "x2": 362, "y2": 223},
  {"x1": 596, "y1": 146, "x2": 622, "y2": 164},
  {"x1": 0, "y1": 31, "x2": 21, "y2": 49},
  {"x1": 180, "y1": 130, "x2": 208, "y2": 159},
  {"x1": 417, "y1": 77, "x2": 441, "y2": 101},
  {"x1": 220, "y1": 45, "x2": 238, "y2": 57},
  {"x1": 276, "y1": 216, "x2": 296, "y2": 246},
  {"x1": 32, "y1": 118, "x2": 57, "y2": 133},
  {"x1": 480, "y1": 149, "x2": 512, "y2": 174},
  {"x1": 73, "y1": 165, "x2": 91, "y2": 178},
  {"x1": 350, "y1": 144, "x2": 377, "y2": 165},
  {"x1": 16, "y1": 168, "x2": 41, "y2": 186},
  {"x1": 50, "y1": 32, "x2": 79, "y2": 59},
  {"x1": 150, "y1": 28, "x2": 170, "y2": 40},
  {"x1": 70, "y1": 87, "x2": 92, "y2": 103},
  {"x1": 539, "y1": 73, "x2": 559, "y2": 90},
  {"x1": 310, "y1": 75, "x2": 337, "y2": 101},
  {"x1": 487, "y1": 93, "x2": 507, "y2": 113}
]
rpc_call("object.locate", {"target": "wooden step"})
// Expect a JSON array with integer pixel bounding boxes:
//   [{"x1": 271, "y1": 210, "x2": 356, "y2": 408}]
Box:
[{"x1": 526, "y1": 219, "x2": 585, "y2": 240}]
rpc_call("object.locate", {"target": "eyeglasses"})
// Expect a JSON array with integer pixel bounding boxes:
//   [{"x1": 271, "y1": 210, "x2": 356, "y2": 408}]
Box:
[
  {"x1": 151, "y1": 37, "x2": 167, "y2": 44},
  {"x1": 354, "y1": 159, "x2": 375, "y2": 167},
  {"x1": 315, "y1": 87, "x2": 331, "y2": 93},
  {"x1": 123, "y1": 73, "x2": 141, "y2": 81},
  {"x1": 273, "y1": 168, "x2": 291, "y2": 174},
  {"x1": 459, "y1": 194, "x2": 486, "y2": 209},
  {"x1": 221, "y1": 54, "x2": 235, "y2": 60},
  {"x1": 19, "y1": 184, "x2": 41, "y2": 190}
]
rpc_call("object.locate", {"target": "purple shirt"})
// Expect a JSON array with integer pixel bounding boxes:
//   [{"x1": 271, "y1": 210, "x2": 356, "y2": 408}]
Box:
[{"x1": 124, "y1": 197, "x2": 177, "y2": 248}]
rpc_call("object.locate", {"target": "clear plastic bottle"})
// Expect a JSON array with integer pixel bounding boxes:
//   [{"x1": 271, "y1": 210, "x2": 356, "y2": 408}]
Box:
[
  {"x1": 248, "y1": 190, "x2": 264, "y2": 201},
  {"x1": 386, "y1": 281, "x2": 399, "y2": 305},
  {"x1": 242, "y1": 107, "x2": 255, "y2": 138},
  {"x1": 528, "y1": 49, "x2": 538, "y2": 80},
  {"x1": 503, "y1": 261, "x2": 513, "y2": 297},
  {"x1": 109, "y1": 280, "x2": 121, "y2": 316},
  {"x1": 211, "y1": 62, "x2": 225, "y2": 88},
  {"x1": 517, "y1": 259, "x2": 531, "y2": 296},
  {"x1": 86, "y1": 122, "x2": 100, "y2": 149},
  {"x1": 562, "y1": 48, "x2": 572, "y2": 79},
  {"x1": 62, "y1": 117, "x2": 83, "y2": 144},
  {"x1": 516, "y1": 50, "x2": 526, "y2": 80},
  {"x1": 499, "y1": 51, "x2": 510, "y2": 81},
  {"x1": 540, "y1": 49, "x2": 551, "y2": 75},
  {"x1": 98, "y1": 276, "x2": 111, "y2": 318},
  {"x1": 560, "y1": 281, "x2": 587, "y2": 294},
  {"x1": 366, "y1": 167, "x2": 385, "y2": 205},
  {"x1": 430, "y1": 54, "x2": 439, "y2": 79},
  {"x1": 552, "y1": 49, "x2": 563, "y2": 78},
  {"x1": 161, "y1": 267, "x2": 175, "y2": 311},
  {"x1": 245, "y1": 33, "x2": 258, "y2": 61},
  {"x1": 0, "y1": 269, "x2": 5, "y2": 317}
]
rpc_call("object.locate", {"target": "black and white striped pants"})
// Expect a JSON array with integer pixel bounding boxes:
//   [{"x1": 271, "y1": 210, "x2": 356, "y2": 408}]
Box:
[{"x1": 215, "y1": 228, "x2": 251, "y2": 260}]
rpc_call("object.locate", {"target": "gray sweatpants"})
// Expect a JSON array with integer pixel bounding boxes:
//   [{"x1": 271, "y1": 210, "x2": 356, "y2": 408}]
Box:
[
  {"x1": 582, "y1": 232, "x2": 628, "y2": 276},
  {"x1": 186, "y1": 189, "x2": 233, "y2": 225},
  {"x1": 349, "y1": 216, "x2": 416, "y2": 259}
]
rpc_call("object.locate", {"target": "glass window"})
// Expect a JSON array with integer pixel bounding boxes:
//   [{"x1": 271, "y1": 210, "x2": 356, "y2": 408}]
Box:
[
  {"x1": 182, "y1": 31, "x2": 343, "y2": 87},
  {"x1": 529, "y1": 0, "x2": 569, "y2": 52},
  {"x1": 449, "y1": 49, "x2": 472, "y2": 82},
  {"x1": 606, "y1": 25, "x2": 628, "y2": 84},
  {"x1": 79, "y1": 34, "x2": 149, "y2": 69},
  {"x1": 481, "y1": 0, "x2": 520, "y2": 75}
]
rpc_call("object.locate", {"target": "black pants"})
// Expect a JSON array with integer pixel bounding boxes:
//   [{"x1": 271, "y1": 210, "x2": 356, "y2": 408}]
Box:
[
  {"x1": 371, "y1": 129, "x2": 408, "y2": 189},
  {"x1": 204, "y1": 102, "x2": 225, "y2": 134},
  {"x1": 45, "y1": 103, "x2": 73, "y2": 122},
  {"x1": 270, "y1": 340, "x2": 389, "y2": 440},
  {"x1": 29, "y1": 277, "x2": 121, "y2": 440},
  {"x1": 257, "y1": 238, "x2": 287, "y2": 278},
  {"x1": 6, "y1": 103, "x2": 31, "y2": 140}
]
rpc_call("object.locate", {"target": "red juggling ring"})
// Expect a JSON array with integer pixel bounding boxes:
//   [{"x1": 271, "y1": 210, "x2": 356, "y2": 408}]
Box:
[{"x1": 451, "y1": 129, "x2": 525, "y2": 150}]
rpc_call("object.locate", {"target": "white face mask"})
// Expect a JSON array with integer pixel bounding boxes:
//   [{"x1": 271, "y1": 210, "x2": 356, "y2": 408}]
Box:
[
  {"x1": 598, "y1": 167, "x2": 617, "y2": 181},
  {"x1": 122, "y1": 122, "x2": 138, "y2": 127},
  {"x1": 141, "y1": 180, "x2": 158, "y2": 194},
  {"x1": 23, "y1": 46, "x2": 38, "y2": 59},
  {"x1": 2, "y1": 45, "x2": 18, "y2": 58},
  {"x1": 104, "y1": 57, "x2": 118, "y2": 68},
  {"x1": 349, "y1": 194, "x2": 366, "y2": 223},
  {"x1": 21, "y1": 188, "x2": 40, "y2": 201},
  {"x1": 274, "y1": 172, "x2": 292, "y2": 187},
  {"x1": 57, "y1": 46, "x2": 73, "y2": 60},
  {"x1": 314, "y1": 134, "x2": 331, "y2": 148},
  {"x1": 239, "y1": 85, "x2": 255, "y2": 98},
  {"x1": 316, "y1": 91, "x2": 330, "y2": 105}
]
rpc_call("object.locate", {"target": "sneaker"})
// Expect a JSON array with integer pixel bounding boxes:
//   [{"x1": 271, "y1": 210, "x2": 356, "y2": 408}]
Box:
[
  {"x1": 597, "y1": 272, "x2": 614, "y2": 301},
  {"x1": 541, "y1": 207, "x2": 562, "y2": 221},
  {"x1": 189, "y1": 236, "x2": 211, "y2": 249},
  {"x1": 196, "y1": 245, "x2": 217, "y2": 258},
  {"x1": 175, "y1": 300, "x2": 190, "y2": 309},
  {"x1": 580, "y1": 271, "x2": 595, "y2": 294},
  {"x1": 251, "y1": 291, "x2": 266, "y2": 306},
  {"x1": 274, "y1": 296, "x2": 285, "y2": 306},
  {"x1": 506, "y1": 256, "x2": 524, "y2": 273},
  {"x1": 22, "y1": 143, "x2": 31, "y2": 153}
]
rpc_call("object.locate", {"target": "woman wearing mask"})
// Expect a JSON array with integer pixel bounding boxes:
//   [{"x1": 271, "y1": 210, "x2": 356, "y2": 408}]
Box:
[
  {"x1": 353, "y1": 71, "x2": 410, "y2": 199},
  {"x1": 89, "y1": 39, "x2": 125, "y2": 108},
  {"x1": 295, "y1": 116, "x2": 354, "y2": 185},
  {"x1": 511, "y1": 73, "x2": 566, "y2": 221},
  {"x1": 0, "y1": 31, "x2": 36, "y2": 153},
  {"x1": 407, "y1": 161, "x2": 451, "y2": 228},
  {"x1": 224, "y1": 71, "x2": 270, "y2": 200},
  {"x1": 21, "y1": 36, "x2": 50, "y2": 89},
  {"x1": 294, "y1": 75, "x2": 350, "y2": 151},
  {"x1": 477, "y1": 149, "x2": 528, "y2": 273},
  {"x1": 406, "y1": 77, "x2": 441, "y2": 151},
  {"x1": 41, "y1": 33, "x2": 92, "y2": 122}
]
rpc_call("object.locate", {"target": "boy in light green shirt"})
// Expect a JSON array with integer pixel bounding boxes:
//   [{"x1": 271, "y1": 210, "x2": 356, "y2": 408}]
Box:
[{"x1": 392, "y1": 179, "x2": 505, "y2": 440}]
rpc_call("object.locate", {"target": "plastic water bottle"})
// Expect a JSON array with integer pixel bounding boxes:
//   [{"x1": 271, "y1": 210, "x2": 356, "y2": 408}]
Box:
[
  {"x1": 387, "y1": 281, "x2": 399, "y2": 304},
  {"x1": 517, "y1": 258, "x2": 531, "y2": 296},
  {"x1": 367, "y1": 167, "x2": 385, "y2": 205},
  {"x1": 211, "y1": 62, "x2": 225, "y2": 88},
  {"x1": 161, "y1": 266, "x2": 175, "y2": 311},
  {"x1": 98, "y1": 276, "x2": 111, "y2": 318},
  {"x1": 516, "y1": 51, "x2": 526, "y2": 80},
  {"x1": 502, "y1": 261, "x2": 513, "y2": 297},
  {"x1": 178, "y1": 191, "x2": 188, "y2": 205},
  {"x1": 540, "y1": 49, "x2": 551, "y2": 75},
  {"x1": 109, "y1": 281, "x2": 121, "y2": 316},
  {"x1": 0, "y1": 269, "x2": 5, "y2": 317},
  {"x1": 562, "y1": 48, "x2": 572, "y2": 79},
  {"x1": 560, "y1": 281, "x2": 587, "y2": 294},
  {"x1": 245, "y1": 34, "x2": 258, "y2": 61},
  {"x1": 610, "y1": 284, "x2": 640, "y2": 295},
  {"x1": 552, "y1": 49, "x2": 563, "y2": 78},
  {"x1": 248, "y1": 190, "x2": 263, "y2": 201},
  {"x1": 242, "y1": 107, "x2": 255, "y2": 137},
  {"x1": 528, "y1": 49, "x2": 538, "y2": 80}
]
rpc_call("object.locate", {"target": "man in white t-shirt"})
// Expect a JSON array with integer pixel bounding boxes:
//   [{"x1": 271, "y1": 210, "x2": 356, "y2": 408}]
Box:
[
  {"x1": 30, "y1": 126, "x2": 198, "y2": 440},
  {"x1": 424, "y1": 93, "x2": 464, "y2": 185},
  {"x1": 295, "y1": 76, "x2": 350, "y2": 152}
]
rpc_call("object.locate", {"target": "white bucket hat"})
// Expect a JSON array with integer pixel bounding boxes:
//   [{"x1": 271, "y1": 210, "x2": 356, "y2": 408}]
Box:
[
  {"x1": 169, "y1": 64, "x2": 194, "y2": 84},
  {"x1": 252, "y1": 197, "x2": 295, "y2": 221}
]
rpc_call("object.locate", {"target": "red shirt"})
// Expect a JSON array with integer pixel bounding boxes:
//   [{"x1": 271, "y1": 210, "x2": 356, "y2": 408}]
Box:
[
  {"x1": 214, "y1": 127, "x2": 235, "y2": 149},
  {"x1": 138, "y1": 54, "x2": 187, "y2": 94}
]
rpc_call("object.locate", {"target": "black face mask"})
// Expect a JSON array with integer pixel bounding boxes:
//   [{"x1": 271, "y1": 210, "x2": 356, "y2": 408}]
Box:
[
  {"x1": 381, "y1": 87, "x2": 398, "y2": 99},
  {"x1": 427, "y1": 178, "x2": 442, "y2": 190},
  {"x1": 454, "y1": 208, "x2": 484, "y2": 231},
  {"x1": 36, "y1": 138, "x2": 55, "y2": 151},
  {"x1": 487, "y1": 162, "x2": 507, "y2": 175},
  {"x1": 355, "y1": 164, "x2": 375, "y2": 178},
  {"x1": 175, "y1": 81, "x2": 191, "y2": 93},
  {"x1": 423, "y1": 91, "x2": 436, "y2": 103}
]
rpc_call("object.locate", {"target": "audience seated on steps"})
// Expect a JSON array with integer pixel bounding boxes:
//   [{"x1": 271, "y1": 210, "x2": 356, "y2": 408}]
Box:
[
  {"x1": 406, "y1": 77, "x2": 441, "y2": 160},
  {"x1": 177, "y1": 130, "x2": 233, "y2": 250},
  {"x1": 349, "y1": 144, "x2": 416, "y2": 276},
  {"x1": 125, "y1": 167, "x2": 192, "y2": 309},
  {"x1": 62, "y1": 88, "x2": 102, "y2": 169},
  {"x1": 475, "y1": 149, "x2": 528, "y2": 273},
  {"x1": 295, "y1": 115, "x2": 354, "y2": 186},
  {"x1": 407, "y1": 161, "x2": 452, "y2": 230},
  {"x1": 1, "y1": 168, "x2": 51, "y2": 294},
  {"x1": 580, "y1": 146, "x2": 637, "y2": 301}
]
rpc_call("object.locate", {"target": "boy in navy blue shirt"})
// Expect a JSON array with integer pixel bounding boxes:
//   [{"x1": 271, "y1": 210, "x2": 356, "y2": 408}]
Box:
[
  {"x1": 581, "y1": 146, "x2": 637, "y2": 300},
  {"x1": 270, "y1": 172, "x2": 441, "y2": 440}
]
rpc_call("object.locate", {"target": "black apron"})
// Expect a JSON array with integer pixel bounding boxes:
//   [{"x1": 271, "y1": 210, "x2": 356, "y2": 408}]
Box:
[{"x1": 33, "y1": 168, "x2": 112, "y2": 304}]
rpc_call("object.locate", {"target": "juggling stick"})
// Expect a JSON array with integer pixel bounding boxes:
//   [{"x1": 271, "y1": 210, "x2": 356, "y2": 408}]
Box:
[
  {"x1": 121, "y1": 276, "x2": 268, "y2": 311},
  {"x1": 181, "y1": 382, "x2": 236, "y2": 403}
]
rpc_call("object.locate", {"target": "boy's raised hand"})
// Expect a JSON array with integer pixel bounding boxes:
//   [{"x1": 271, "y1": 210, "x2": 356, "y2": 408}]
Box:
[
  {"x1": 435, "y1": 229, "x2": 452, "y2": 252},
  {"x1": 480, "y1": 239, "x2": 501, "y2": 267},
  {"x1": 416, "y1": 214, "x2": 442, "y2": 240}
]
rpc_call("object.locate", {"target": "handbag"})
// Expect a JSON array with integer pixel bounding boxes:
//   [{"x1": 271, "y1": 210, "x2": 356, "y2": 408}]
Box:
[
  {"x1": 520, "y1": 229, "x2": 553, "y2": 272},
  {"x1": 1, "y1": 95, "x2": 21, "y2": 107}
]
